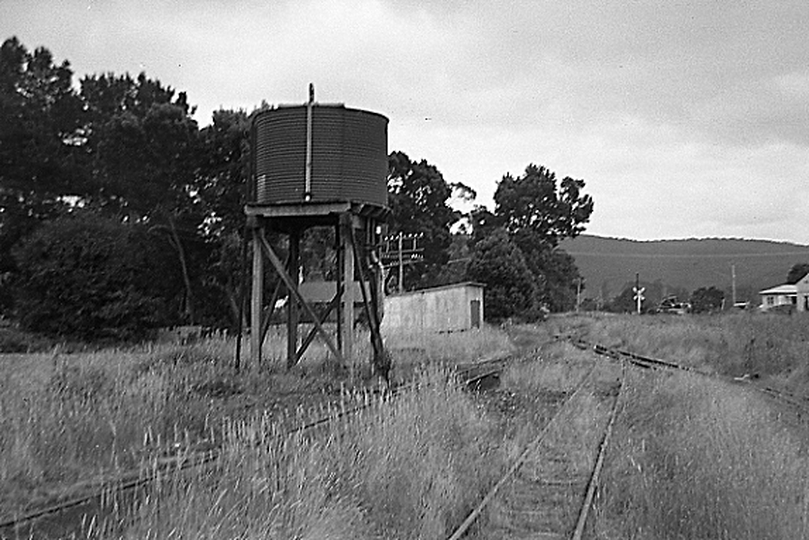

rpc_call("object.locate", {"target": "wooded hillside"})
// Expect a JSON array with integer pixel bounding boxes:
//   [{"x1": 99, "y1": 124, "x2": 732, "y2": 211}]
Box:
[{"x1": 562, "y1": 235, "x2": 809, "y2": 304}]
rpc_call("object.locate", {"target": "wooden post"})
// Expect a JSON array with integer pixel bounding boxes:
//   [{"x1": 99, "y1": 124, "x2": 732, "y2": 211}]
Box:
[
  {"x1": 340, "y1": 213, "x2": 355, "y2": 367},
  {"x1": 250, "y1": 225, "x2": 264, "y2": 367},
  {"x1": 350, "y1": 221, "x2": 389, "y2": 381},
  {"x1": 398, "y1": 230, "x2": 404, "y2": 293},
  {"x1": 287, "y1": 232, "x2": 300, "y2": 369},
  {"x1": 335, "y1": 223, "x2": 343, "y2": 352}
]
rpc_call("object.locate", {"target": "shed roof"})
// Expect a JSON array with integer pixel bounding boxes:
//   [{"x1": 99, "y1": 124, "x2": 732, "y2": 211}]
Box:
[{"x1": 391, "y1": 281, "x2": 485, "y2": 298}]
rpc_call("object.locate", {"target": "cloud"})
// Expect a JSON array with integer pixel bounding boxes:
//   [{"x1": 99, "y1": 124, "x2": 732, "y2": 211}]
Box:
[{"x1": 2, "y1": 0, "x2": 808, "y2": 243}]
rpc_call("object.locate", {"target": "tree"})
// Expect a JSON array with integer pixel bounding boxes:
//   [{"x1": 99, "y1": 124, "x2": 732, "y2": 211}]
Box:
[
  {"x1": 433, "y1": 232, "x2": 472, "y2": 285},
  {"x1": 494, "y1": 164, "x2": 593, "y2": 249},
  {"x1": 787, "y1": 263, "x2": 809, "y2": 284},
  {"x1": 465, "y1": 228, "x2": 540, "y2": 321},
  {"x1": 475, "y1": 163, "x2": 594, "y2": 313},
  {"x1": 534, "y1": 248, "x2": 581, "y2": 312},
  {"x1": 197, "y1": 109, "x2": 251, "y2": 239},
  {"x1": 606, "y1": 284, "x2": 643, "y2": 313},
  {"x1": 690, "y1": 286, "x2": 725, "y2": 314},
  {"x1": 468, "y1": 205, "x2": 503, "y2": 246},
  {"x1": 13, "y1": 213, "x2": 177, "y2": 339},
  {"x1": 0, "y1": 37, "x2": 86, "y2": 314},
  {"x1": 191, "y1": 109, "x2": 253, "y2": 327},
  {"x1": 1, "y1": 39, "x2": 255, "y2": 331},
  {"x1": 81, "y1": 72, "x2": 203, "y2": 322},
  {"x1": 387, "y1": 151, "x2": 471, "y2": 289}
]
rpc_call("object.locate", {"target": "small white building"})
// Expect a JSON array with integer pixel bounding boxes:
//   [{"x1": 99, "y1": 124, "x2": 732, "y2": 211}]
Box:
[
  {"x1": 759, "y1": 273, "x2": 809, "y2": 312},
  {"x1": 382, "y1": 282, "x2": 484, "y2": 333}
]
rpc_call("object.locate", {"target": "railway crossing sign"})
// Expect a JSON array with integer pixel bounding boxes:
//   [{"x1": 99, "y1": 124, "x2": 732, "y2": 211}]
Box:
[{"x1": 633, "y1": 286, "x2": 645, "y2": 314}]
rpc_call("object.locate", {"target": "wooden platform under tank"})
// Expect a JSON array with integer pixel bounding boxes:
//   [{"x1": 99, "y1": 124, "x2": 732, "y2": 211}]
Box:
[{"x1": 244, "y1": 201, "x2": 390, "y2": 230}]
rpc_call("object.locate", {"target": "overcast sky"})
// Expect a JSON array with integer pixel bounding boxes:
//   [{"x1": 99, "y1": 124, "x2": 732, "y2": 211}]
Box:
[{"x1": 3, "y1": 0, "x2": 808, "y2": 243}]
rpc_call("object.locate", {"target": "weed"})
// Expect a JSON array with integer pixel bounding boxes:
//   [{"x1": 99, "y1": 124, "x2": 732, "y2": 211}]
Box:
[{"x1": 594, "y1": 371, "x2": 809, "y2": 539}]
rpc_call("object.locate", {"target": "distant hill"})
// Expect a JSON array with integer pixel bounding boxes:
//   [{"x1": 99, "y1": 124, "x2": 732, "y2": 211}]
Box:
[{"x1": 560, "y1": 235, "x2": 809, "y2": 305}]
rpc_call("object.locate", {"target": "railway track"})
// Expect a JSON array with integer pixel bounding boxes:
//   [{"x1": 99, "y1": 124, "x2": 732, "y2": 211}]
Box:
[
  {"x1": 567, "y1": 336, "x2": 809, "y2": 412},
  {"x1": 11, "y1": 334, "x2": 804, "y2": 539},
  {"x1": 0, "y1": 347, "x2": 541, "y2": 540},
  {"x1": 448, "y1": 352, "x2": 626, "y2": 540}
]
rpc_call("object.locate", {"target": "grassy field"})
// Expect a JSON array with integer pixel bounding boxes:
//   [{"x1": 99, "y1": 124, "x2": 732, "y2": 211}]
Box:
[
  {"x1": 549, "y1": 311, "x2": 809, "y2": 395},
  {"x1": 90, "y1": 367, "x2": 499, "y2": 539},
  {"x1": 548, "y1": 312, "x2": 809, "y2": 539},
  {"x1": 87, "y1": 332, "x2": 576, "y2": 539},
  {"x1": 5, "y1": 313, "x2": 809, "y2": 539},
  {"x1": 0, "y1": 324, "x2": 514, "y2": 521}
]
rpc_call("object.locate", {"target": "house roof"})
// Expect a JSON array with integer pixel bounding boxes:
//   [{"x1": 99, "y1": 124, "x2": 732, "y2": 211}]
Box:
[{"x1": 759, "y1": 284, "x2": 797, "y2": 295}]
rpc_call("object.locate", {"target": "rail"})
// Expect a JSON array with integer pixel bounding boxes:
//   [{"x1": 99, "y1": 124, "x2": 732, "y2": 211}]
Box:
[
  {"x1": 447, "y1": 351, "x2": 626, "y2": 540},
  {"x1": 567, "y1": 336, "x2": 809, "y2": 412}
]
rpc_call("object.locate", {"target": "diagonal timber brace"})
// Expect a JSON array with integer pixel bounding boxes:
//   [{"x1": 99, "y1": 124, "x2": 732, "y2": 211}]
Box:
[
  {"x1": 257, "y1": 230, "x2": 344, "y2": 366},
  {"x1": 295, "y1": 285, "x2": 343, "y2": 365}
]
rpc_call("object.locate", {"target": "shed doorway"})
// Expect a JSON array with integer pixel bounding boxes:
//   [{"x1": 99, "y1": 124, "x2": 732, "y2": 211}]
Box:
[{"x1": 470, "y1": 300, "x2": 481, "y2": 328}]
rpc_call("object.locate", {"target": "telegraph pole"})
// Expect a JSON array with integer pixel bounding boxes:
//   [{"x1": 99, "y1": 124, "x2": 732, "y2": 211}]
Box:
[
  {"x1": 731, "y1": 263, "x2": 737, "y2": 306},
  {"x1": 380, "y1": 232, "x2": 423, "y2": 294},
  {"x1": 398, "y1": 231, "x2": 404, "y2": 294}
]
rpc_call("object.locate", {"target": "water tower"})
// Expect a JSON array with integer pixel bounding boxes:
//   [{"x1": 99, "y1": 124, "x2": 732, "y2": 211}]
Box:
[{"x1": 245, "y1": 86, "x2": 390, "y2": 379}]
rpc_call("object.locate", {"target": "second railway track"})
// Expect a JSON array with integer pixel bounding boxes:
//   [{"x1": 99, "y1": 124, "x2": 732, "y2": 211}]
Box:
[
  {"x1": 567, "y1": 335, "x2": 809, "y2": 413},
  {"x1": 449, "y1": 349, "x2": 626, "y2": 540}
]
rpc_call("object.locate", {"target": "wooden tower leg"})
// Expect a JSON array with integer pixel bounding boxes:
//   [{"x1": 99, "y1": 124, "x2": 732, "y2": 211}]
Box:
[
  {"x1": 335, "y1": 223, "x2": 343, "y2": 352},
  {"x1": 340, "y1": 213, "x2": 355, "y2": 369},
  {"x1": 349, "y1": 220, "x2": 389, "y2": 382},
  {"x1": 287, "y1": 231, "x2": 300, "y2": 369},
  {"x1": 250, "y1": 225, "x2": 264, "y2": 368}
]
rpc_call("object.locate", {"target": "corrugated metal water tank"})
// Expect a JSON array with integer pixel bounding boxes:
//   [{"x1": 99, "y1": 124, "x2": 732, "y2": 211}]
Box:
[{"x1": 253, "y1": 105, "x2": 388, "y2": 207}]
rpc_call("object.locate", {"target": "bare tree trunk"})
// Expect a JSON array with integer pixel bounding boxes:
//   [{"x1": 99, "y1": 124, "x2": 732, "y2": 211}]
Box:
[
  {"x1": 166, "y1": 212, "x2": 196, "y2": 324},
  {"x1": 221, "y1": 282, "x2": 242, "y2": 328}
]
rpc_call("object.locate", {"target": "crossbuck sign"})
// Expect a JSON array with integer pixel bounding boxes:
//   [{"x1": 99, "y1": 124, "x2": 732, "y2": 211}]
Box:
[{"x1": 633, "y1": 286, "x2": 645, "y2": 314}]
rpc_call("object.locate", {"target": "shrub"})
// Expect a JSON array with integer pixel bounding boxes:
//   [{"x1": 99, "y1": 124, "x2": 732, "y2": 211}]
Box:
[{"x1": 13, "y1": 213, "x2": 177, "y2": 340}]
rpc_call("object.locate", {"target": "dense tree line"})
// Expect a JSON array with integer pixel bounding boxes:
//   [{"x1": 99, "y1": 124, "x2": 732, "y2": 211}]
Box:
[
  {"x1": 0, "y1": 37, "x2": 255, "y2": 334},
  {"x1": 0, "y1": 37, "x2": 594, "y2": 338}
]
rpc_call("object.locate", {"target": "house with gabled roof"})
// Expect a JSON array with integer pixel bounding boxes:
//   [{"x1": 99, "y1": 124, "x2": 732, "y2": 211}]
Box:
[{"x1": 759, "y1": 272, "x2": 809, "y2": 312}]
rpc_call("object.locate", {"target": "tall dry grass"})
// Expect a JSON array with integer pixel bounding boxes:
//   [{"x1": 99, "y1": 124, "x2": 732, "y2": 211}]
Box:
[
  {"x1": 0, "y1": 324, "x2": 515, "y2": 520},
  {"x1": 553, "y1": 312, "x2": 809, "y2": 395},
  {"x1": 384, "y1": 324, "x2": 516, "y2": 381},
  {"x1": 592, "y1": 370, "x2": 809, "y2": 539},
  {"x1": 0, "y1": 332, "x2": 359, "y2": 515},
  {"x1": 0, "y1": 337, "x2": 240, "y2": 515},
  {"x1": 91, "y1": 367, "x2": 499, "y2": 540}
]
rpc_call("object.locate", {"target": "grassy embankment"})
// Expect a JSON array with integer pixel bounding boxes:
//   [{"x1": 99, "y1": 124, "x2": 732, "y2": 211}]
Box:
[
  {"x1": 549, "y1": 313, "x2": 809, "y2": 539},
  {"x1": 0, "y1": 325, "x2": 513, "y2": 520}
]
